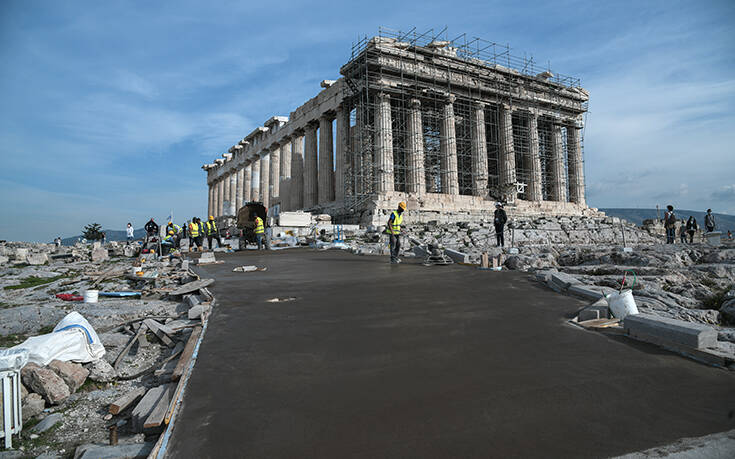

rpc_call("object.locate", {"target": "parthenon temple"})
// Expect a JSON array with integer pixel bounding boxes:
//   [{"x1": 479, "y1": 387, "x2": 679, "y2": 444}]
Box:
[{"x1": 203, "y1": 28, "x2": 596, "y2": 225}]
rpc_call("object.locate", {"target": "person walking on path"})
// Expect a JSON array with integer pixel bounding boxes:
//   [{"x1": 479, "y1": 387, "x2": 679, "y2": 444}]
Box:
[
  {"x1": 386, "y1": 201, "x2": 406, "y2": 264},
  {"x1": 145, "y1": 218, "x2": 159, "y2": 238},
  {"x1": 205, "y1": 216, "x2": 222, "y2": 250},
  {"x1": 188, "y1": 217, "x2": 202, "y2": 252},
  {"x1": 126, "y1": 223, "x2": 135, "y2": 242},
  {"x1": 254, "y1": 215, "x2": 265, "y2": 250},
  {"x1": 705, "y1": 209, "x2": 716, "y2": 233},
  {"x1": 685, "y1": 216, "x2": 698, "y2": 244},
  {"x1": 679, "y1": 220, "x2": 687, "y2": 244},
  {"x1": 664, "y1": 205, "x2": 676, "y2": 244},
  {"x1": 494, "y1": 203, "x2": 508, "y2": 247}
]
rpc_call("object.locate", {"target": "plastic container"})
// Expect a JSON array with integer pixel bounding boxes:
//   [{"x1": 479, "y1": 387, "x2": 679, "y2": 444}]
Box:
[
  {"x1": 83, "y1": 289, "x2": 99, "y2": 303},
  {"x1": 607, "y1": 289, "x2": 638, "y2": 319}
]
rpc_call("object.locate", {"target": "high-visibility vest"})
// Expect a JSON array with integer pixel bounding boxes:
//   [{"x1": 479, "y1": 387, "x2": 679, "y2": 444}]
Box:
[
  {"x1": 163, "y1": 234, "x2": 174, "y2": 243},
  {"x1": 388, "y1": 211, "x2": 403, "y2": 235},
  {"x1": 168, "y1": 224, "x2": 181, "y2": 234},
  {"x1": 205, "y1": 221, "x2": 217, "y2": 235},
  {"x1": 189, "y1": 222, "x2": 200, "y2": 237},
  {"x1": 254, "y1": 217, "x2": 265, "y2": 235}
]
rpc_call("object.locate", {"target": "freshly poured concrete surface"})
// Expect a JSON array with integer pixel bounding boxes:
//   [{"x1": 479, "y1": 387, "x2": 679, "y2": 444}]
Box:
[{"x1": 168, "y1": 249, "x2": 735, "y2": 458}]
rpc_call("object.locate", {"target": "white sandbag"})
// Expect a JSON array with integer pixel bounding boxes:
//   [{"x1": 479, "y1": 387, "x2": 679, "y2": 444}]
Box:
[
  {"x1": 607, "y1": 289, "x2": 639, "y2": 320},
  {"x1": 10, "y1": 312, "x2": 105, "y2": 366}
]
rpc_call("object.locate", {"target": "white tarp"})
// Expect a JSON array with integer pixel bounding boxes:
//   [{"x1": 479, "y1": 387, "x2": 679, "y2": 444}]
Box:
[
  {"x1": 0, "y1": 349, "x2": 29, "y2": 371},
  {"x1": 10, "y1": 312, "x2": 105, "y2": 366}
]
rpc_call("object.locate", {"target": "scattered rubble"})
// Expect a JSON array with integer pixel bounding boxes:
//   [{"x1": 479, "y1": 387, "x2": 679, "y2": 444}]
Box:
[{"x1": 0, "y1": 239, "x2": 214, "y2": 456}]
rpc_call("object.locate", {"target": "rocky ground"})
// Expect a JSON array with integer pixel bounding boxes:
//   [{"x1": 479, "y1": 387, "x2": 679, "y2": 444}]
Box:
[{"x1": 0, "y1": 241, "x2": 212, "y2": 458}]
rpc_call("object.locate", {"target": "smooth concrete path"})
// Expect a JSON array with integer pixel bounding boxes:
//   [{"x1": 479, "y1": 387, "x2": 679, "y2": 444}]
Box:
[{"x1": 168, "y1": 249, "x2": 735, "y2": 458}]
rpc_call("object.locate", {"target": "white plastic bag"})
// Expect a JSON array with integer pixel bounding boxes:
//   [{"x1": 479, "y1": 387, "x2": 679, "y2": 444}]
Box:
[
  {"x1": 607, "y1": 289, "x2": 639, "y2": 320},
  {"x1": 10, "y1": 312, "x2": 105, "y2": 366}
]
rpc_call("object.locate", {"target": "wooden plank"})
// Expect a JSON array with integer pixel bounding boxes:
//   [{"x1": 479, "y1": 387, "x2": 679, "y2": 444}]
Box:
[
  {"x1": 153, "y1": 342, "x2": 185, "y2": 377},
  {"x1": 131, "y1": 385, "x2": 168, "y2": 432},
  {"x1": 109, "y1": 387, "x2": 146, "y2": 415},
  {"x1": 578, "y1": 318, "x2": 620, "y2": 329},
  {"x1": 143, "y1": 319, "x2": 175, "y2": 347},
  {"x1": 144, "y1": 385, "x2": 174, "y2": 430},
  {"x1": 114, "y1": 323, "x2": 148, "y2": 370},
  {"x1": 172, "y1": 326, "x2": 202, "y2": 382},
  {"x1": 169, "y1": 279, "x2": 215, "y2": 296}
]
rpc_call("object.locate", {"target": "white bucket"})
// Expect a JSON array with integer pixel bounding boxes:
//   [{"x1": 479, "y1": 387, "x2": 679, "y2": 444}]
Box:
[
  {"x1": 83, "y1": 289, "x2": 99, "y2": 303},
  {"x1": 607, "y1": 289, "x2": 638, "y2": 320}
]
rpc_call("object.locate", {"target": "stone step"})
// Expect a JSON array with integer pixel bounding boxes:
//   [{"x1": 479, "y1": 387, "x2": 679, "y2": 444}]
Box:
[{"x1": 623, "y1": 313, "x2": 717, "y2": 350}]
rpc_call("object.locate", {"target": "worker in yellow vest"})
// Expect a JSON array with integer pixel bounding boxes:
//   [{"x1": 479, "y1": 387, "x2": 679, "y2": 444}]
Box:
[
  {"x1": 254, "y1": 215, "x2": 265, "y2": 250},
  {"x1": 387, "y1": 201, "x2": 406, "y2": 264},
  {"x1": 205, "y1": 216, "x2": 222, "y2": 250},
  {"x1": 188, "y1": 217, "x2": 201, "y2": 252},
  {"x1": 166, "y1": 222, "x2": 182, "y2": 248}
]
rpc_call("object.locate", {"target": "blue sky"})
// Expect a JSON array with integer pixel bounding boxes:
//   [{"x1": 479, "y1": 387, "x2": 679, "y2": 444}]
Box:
[{"x1": 1, "y1": 0, "x2": 734, "y2": 242}]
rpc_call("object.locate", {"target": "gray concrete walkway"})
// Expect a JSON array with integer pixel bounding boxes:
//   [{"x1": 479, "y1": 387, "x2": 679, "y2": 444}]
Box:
[{"x1": 168, "y1": 249, "x2": 735, "y2": 458}]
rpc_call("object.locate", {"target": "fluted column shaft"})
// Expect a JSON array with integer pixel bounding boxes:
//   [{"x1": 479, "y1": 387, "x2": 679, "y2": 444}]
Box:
[
  {"x1": 269, "y1": 146, "x2": 280, "y2": 206},
  {"x1": 260, "y1": 153, "x2": 270, "y2": 209},
  {"x1": 291, "y1": 133, "x2": 305, "y2": 210},
  {"x1": 250, "y1": 159, "x2": 260, "y2": 202},
  {"x1": 526, "y1": 113, "x2": 543, "y2": 202},
  {"x1": 304, "y1": 123, "x2": 318, "y2": 207},
  {"x1": 498, "y1": 104, "x2": 517, "y2": 202},
  {"x1": 335, "y1": 104, "x2": 349, "y2": 201},
  {"x1": 470, "y1": 102, "x2": 488, "y2": 197},
  {"x1": 374, "y1": 92, "x2": 394, "y2": 193},
  {"x1": 236, "y1": 167, "x2": 244, "y2": 211},
  {"x1": 550, "y1": 123, "x2": 567, "y2": 202},
  {"x1": 222, "y1": 172, "x2": 231, "y2": 215},
  {"x1": 406, "y1": 98, "x2": 425, "y2": 194},
  {"x1": 207, "y1": 184, "x2": 213, "y2": 218},
  {"x1": 280, "y1": 139, "x2": 292, "y2": 210},
  {"x1": 440, "y1": 95, "x2": 459, "y2": 195},
  {"x1": 567, "y1": 123, "x2": 585, "y2": 205},
  {"x1": 217, "y1": 178, "x2": 224, "y2": 217},
  {"x1": 228, "y1": 171, "x2": 237, "y2": 215},
  {"x1": 318, "y1": 114, "x2": 335, "y2": 204},
  {"x1": 243, "y1": 163, "x2": 252, "y2": 204}
]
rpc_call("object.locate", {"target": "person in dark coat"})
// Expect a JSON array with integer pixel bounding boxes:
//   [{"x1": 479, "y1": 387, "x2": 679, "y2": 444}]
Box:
[
  {"x1": 704, "y1": 209, "x2": 716, "y2": 233},
  {"x1": 685, "y1": 216, "x2": 698, "y2": 244},
  {"x1": 664, "y1": 205, "x2": 676, "y2": 244},
  {"x1": 494, "y1": 203, "x2": 508, "y2": 247}
]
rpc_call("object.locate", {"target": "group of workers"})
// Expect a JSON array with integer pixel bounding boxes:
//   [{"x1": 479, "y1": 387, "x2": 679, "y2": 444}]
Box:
[{"x1": 140, "y1": 216, "x2": 223, "y2": 253}]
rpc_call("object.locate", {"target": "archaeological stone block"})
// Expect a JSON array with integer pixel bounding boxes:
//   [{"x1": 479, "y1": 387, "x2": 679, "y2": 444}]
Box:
[
  {"x1": 91, "y1": 247, "x2": 109, "y2": 262},
  {"x1": 26, "y1": 252, "x2": 49, "y2": 265},
  {"x1": 22, "y1": 393, "x2": 45, "y2": 422},
  {"x1": 21, "y1": 363, "x2": 71, "y2": 405},
  {"x1": 624, "y1": 313, "x2": 718, "y2": 350},
  {"x1": 48, "y1": 359, "x2": 89, "y2": 393}
]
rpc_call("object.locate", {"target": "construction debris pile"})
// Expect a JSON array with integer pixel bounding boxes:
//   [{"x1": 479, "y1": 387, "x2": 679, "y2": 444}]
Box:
[{"x1": 0, "y1": 240, "x2": 214, "y2": 457}]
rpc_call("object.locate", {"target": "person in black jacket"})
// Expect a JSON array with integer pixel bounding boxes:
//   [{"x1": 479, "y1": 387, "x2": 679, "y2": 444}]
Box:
[
  {"x1": 494, "y1": 203, "x2": 508, "y2": 247},
  {"x1": 685, "y1": 216, "x2": 698, "y2": 244},
  {"x1": 144, "y1": 218, "x2": 159, "y2": 237}
]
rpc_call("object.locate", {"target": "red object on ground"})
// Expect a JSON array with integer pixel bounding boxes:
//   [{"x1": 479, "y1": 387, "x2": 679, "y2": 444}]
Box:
[{"x1": 55, "y1": 293, "x2": 83, "y2": 302}]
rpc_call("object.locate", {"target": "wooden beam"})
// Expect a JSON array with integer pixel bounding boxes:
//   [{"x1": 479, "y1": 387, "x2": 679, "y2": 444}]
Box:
[{"x1": 171, "y1": 326, "x2": 202, "y2": 382}]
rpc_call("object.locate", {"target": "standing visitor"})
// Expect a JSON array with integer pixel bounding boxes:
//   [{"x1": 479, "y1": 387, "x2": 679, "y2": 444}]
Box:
[
  {"x1": 704, "y1": 209, "x2": 716, "y2": 233},
  {"x1": 126, "y1": 223, "x2": 134, "y2": 242},
  {"x1": 685, "y1": 216, "x2": 698, "y2": 244},
  {"x1": 494, "y1": 203, "x2": 508, "y2": 247},
  {"x1": 664, "y1": 205, "x2": 676, "y2": 244},
  {"x1": 679, "y1": 220, "x2": 687, "y2": 244}
]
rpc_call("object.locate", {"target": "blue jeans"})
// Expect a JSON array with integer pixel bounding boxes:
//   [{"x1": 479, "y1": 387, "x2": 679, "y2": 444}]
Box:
[
  {"x1": 666, "y1": 228, "x2": 676, "y2": 243},
  {"x1": 256, "y1": 234, "x2": 264, "y2": 250}
]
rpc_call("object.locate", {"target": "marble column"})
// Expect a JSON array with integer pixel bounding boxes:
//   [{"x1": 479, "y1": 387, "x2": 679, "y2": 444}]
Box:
[
  {"x1": 236, "y1": 167, "x2": 244, "y2": 211},
  {"x1": 498, "y1": 103, "x2": 517, "y2": 202},
  {"x1": 217, "y1": 178, "x2": 224, "y2": 217},
  {"x1": 269, "y1": 145, "x2": 280, "y2": 206},
  {"x1": 440, "y1": 94, "x2": 459, "y2": 195},
  {"x1": 290, "y1": 132, "x2": 305, "y2": 210},
  {"x1": 318, "y1": 114, "x2": 335, "y2": 204},
  {"x1": 406, "y1": 98, "x2": 425, "y2": 194},
  {"x1": 304, "y1": 123, "x2": 318, "y2": 207},
  {"x1": 250, "y1": 159, "x2": 260, "y2": 202},
  {"x1": 526, "y1": 111, "x2": 543, "y2": 202},
  {"x1": 470, "y1": 101, "x2": 488, "y2": 197},
  {"x1": 260, "y1": 153, "x2": 270, "y2": 209},
  {"x1": 566, "y1": 123, "x2": 585, "y2": 205},
  {"x1": 550, "y1": 123, "x2": 567, "y2": 202},
  {"x1": 280, "y1": 138, "x2": 292, "y2": 210},
  {"x1": 242, "y1": 163, "x2": 252, "y2": 205},
  {"x1": 335, "y1": 104, "x2": 349, "y2": 201},
  {"x1": 229, "y1": 171, "x2": 237, "y2": 215},
  {"x1": 374, "y1": 92, "x2": 394, "y2": 193},
  {"x1": 207, "y1": 184, "x2": 213, "y2": 218},
  {"x1": 222, "y1": 172, "x2": 231, "y2": 215}
]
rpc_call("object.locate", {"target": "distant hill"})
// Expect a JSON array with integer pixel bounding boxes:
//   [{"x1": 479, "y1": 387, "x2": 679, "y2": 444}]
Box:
[
  {"x1": 600, "y1": 208, "x2": 735, "y2": 231},
  {"x1": 61, "y1": 228, "x2": 147, "y2": 246}
]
